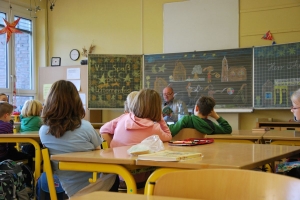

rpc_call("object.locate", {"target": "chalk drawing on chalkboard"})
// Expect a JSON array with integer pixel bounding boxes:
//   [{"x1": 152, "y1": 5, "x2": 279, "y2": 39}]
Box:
[
  {"x1": 173, "y1": 61, "x2": 187, "y2": 81},
  {"x1": 203, "y1": 85, "x2": 227, "y2": 98},
  {"x1": 144, "y1": 48, "x2": 253, "y2": 110},
  {"x1": 233, "y1": 84, "x2": 247, "y2": 103},
  {"x1": 186, "y1": 83, "x2": 204, "y2": 106},
  {"x1": 154, "y1": 78, "x2": 168, "y2": 94},
  {"x1": 274, "y1": 86, "x2": 289, "y2": 106},
  {"x1": 265, "y1": 92, "x2": 272, "y2": 99},
  {"x1": 227, "y1": 88, "x2": 234, "y2": 95},
  {"x1": 221, "y1": 56, "x2": 229, "y2": 82},
  {"x1": 254, "y1": 42, "x2": 300, "y2": 108},
  {"x1": 203, "y1": 66, "x2": 214, "y2": 83}
]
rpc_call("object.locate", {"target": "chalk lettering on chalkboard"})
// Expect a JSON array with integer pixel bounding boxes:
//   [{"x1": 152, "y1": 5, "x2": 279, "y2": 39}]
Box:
[{"x1": 88, "y1": 54, "x2": 142, "y2": 109}]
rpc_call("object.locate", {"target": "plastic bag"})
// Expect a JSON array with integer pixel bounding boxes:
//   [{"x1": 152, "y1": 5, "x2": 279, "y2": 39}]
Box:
[{"x1": 127, "y1": 135, "x2": 164, "y2": 155}]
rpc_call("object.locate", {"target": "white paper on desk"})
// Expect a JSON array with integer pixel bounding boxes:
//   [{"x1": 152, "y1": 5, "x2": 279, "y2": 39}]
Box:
[
  {"x1": 79, "y1": 93, "x2": 86, "y2": 105},
  {"x1": 43, "y1": 84, "x2": 52, "y2": 100},
  {"x1": 67, "y1": 68, "x2": 80, "y2": 79},
  {"x1": 69, "y1": 80, "x2": 81, "y2": 91}
]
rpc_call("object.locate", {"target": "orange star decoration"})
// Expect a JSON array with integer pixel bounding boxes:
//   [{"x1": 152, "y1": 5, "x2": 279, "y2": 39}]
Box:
[
  {"x1": 0, "y1": 18, "x2": 23, "y2": 43},
  {"x1": 261, "y1": 30, "x2": 273, "y2": 41}
]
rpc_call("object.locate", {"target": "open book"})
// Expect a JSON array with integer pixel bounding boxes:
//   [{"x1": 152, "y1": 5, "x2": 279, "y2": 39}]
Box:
[{"x1": 137, "y1": 150, "x2": 202, "y2": 161}]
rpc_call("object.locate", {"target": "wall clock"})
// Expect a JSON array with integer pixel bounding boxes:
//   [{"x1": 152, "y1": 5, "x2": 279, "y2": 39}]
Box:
[{"x1": 70, "y1": 49, "x2": 80, "y2": 61}]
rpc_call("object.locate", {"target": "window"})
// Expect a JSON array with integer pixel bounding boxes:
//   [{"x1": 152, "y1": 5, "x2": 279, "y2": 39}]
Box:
[{"x1": 0, "y1": 2, "x2": 36, "y2": 110}]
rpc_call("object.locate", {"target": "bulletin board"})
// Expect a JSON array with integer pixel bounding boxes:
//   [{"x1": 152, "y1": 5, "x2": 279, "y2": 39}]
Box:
[
  {"x1": 38, "y1": 65, "x2": 102, "y2": 123},
  {"x1": 254, "y1": 42, "x2": 300, "y2": 109},
  {"x1": 88, "y1": 54, "x2": 142, "y2": 109},
  {"x1": 144, "y1": 48, "x2": 253, "y2": 111}
]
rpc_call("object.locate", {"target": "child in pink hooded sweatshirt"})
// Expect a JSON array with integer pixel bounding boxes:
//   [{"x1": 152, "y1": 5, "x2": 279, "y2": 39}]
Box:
[{"x1": 100, "y1": 89, "x2": 172, "y2": 189}]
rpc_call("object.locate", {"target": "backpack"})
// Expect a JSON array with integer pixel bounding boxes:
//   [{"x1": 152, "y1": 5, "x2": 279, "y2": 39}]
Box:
[
  {"x1": 0, "y1": 159, "x2": 33, "y2": 200},
  {"x1": 36, "y1": 172, "x2": 65, "y2": 200}
]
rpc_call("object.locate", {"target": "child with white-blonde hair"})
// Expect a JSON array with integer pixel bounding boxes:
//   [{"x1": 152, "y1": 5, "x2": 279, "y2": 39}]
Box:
[
  {"x1": 20, "y1": 99, "x2": 43, "y2": 132},
  {"x1": 124, "y1": 91, "x2": 139, "y2": 113}
]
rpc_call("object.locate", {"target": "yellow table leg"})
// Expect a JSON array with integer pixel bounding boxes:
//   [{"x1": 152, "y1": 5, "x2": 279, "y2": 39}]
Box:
[{"x1": 59, "y1": 161, "x2": 137, "y2": 194}]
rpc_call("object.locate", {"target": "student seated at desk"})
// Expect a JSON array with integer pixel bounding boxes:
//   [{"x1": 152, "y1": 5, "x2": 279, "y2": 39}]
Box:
[
  {"x1": 20, "y1": 99, "x2": 43, "y2": 157},
  {"x1": 0, "y1": 101, "x2": 33, "y2": 170},
  {"x1": 100, "y1": 89, "x2": 172, "y2": 189},
  {"x1": 39, "y1": 80, "x2": 119, "y2": 198},
  {"x1": 168, "y1": 96, "x2": 232, "y2": 136}
]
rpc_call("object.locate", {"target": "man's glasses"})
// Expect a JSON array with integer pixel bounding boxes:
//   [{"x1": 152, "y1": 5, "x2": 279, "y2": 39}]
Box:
[
  {"x1": 291, "y1": 106, "x2": 300, "y2": 110},
  {"x1": 163, "y1": 92, "x2": 173, "y2": 97}
]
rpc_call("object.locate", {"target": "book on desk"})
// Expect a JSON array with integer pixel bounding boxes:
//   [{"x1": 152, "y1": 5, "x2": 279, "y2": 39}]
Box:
[{"x1": 137, "y1": 150, "x2": 202, "y2": 162}]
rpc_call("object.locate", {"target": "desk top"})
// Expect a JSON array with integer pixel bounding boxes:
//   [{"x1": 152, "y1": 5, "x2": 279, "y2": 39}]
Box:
[
  {"x1": 207, "y1": 130, "x2": 264, "y2": 139},
  {"x1": 51, "y1": 142, "x2": 300, "y2": 170},
  {"x1": 71, "y1": 191, "x2": 199, "y2": 200},
  {"x1": 0, "y1": 132, "x2": 39, "y2": 138},
  {"x1": 263, "y1": 130, "x2": 300, "y2": 140},
  {"x1": 51, "y1": 145, "x2": 136, "y2": 165},
  {"x1": 136, "y1": 142, "x2": 300, "y2": 170}
]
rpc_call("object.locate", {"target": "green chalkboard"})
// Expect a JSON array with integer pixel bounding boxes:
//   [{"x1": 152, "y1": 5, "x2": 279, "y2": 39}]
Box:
[
  {"x1": 88, "y1": 54, "x2": 142, "y2": 109},
  {"x1": 144, "y1": 48, "x2": 253, "y2": 111},
  {"x1": 254, "y1": 42, "x2": 300, "y2": 109}
]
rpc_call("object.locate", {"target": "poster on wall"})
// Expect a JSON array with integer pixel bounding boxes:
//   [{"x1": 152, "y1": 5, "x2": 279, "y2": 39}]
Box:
[
  {"x1": 88, "y1": 54, "x2": 142, "y2": 109},
  {"x1": 254, "y1": 42, "x2": 300, "y2": 109},
  {"x1": 144, "y1": 48, "x2": 253, "y2": 112}
]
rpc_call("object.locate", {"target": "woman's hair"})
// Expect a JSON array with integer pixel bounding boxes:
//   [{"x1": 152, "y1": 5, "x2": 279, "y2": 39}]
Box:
[
  {"x1": 196, "y1": 96, "x2": 216, "y2": 116},
  {"x1": 124, "y1": 91, "x2": 139, "y2": 112},
  {"x1": 21, "y1": 100, "x2": 42, "y2": 117},
  {"x1": 0, "y1": 101, "x2": 13, "y2": 117},
  {"x1": 41, "y1": 80, "x2": 85, "y2": 138},
  {"x1": 131, "y1": 89, "x2": 162, "y2": 122},
  {"x1": 291, "y1": 88, "x2": 300, "y2": 102}
]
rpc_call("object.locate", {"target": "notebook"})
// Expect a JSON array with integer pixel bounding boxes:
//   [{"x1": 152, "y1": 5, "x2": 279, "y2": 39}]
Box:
[{"x1": 137, "y1": 150, "x2": 202, "y2": 161}]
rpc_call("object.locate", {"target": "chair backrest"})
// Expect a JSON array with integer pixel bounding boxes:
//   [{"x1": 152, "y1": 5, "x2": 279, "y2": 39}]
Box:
[
  {"x1": 151, "y1": 169, "x2": 300, "y2": 200},
  {"x1": 41, "y1": 148, "x2": 58, "y2": 200},
  {"x1": 172, "y1": 128, "x2": 205, "y2": 140}
]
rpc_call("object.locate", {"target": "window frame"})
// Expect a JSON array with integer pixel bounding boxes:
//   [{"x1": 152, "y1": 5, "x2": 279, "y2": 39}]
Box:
[{"x1": 0, "y1": 2, "x2": 37, "y2": 106}]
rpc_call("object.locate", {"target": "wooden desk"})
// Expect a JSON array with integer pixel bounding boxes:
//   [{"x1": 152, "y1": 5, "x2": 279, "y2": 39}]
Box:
[
  {"x1": 136, "y1": 142, "x2": 300, "y2": 170},
  {"x1": 71, "y1": 191, "x2": 199, "y2": 200},
  {"x1": 0, "y1": 132, "x2": 41, "y2": 182},
  {"x1": 256, "y1": 121, "x2": 300, "y2": 131},
  {"x1": 51, "y1": 146, "x2": 138, "y2": 194},
  {"x1": 263, "y1": 130, "x2": 300, "y2": 145},
  {"x1": 206, "y1": 130, "x2": 264, "y2": 144}
]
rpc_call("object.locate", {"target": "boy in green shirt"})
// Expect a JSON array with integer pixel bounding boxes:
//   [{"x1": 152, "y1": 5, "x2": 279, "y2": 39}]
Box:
[{"x1": 168, "y1": 96, "x2": 232, "y2": 136}]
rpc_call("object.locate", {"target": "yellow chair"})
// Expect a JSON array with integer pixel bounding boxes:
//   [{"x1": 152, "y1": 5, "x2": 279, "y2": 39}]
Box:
[
  {"x1": 146, "y1": 169, "x2": 300, "y2": 199},
  {"x1": 41, "y1": 140, "x2": 120, "y2": 200},
  {"x1": 41, "y1": 148, "x2": 58, "y2": 200}
]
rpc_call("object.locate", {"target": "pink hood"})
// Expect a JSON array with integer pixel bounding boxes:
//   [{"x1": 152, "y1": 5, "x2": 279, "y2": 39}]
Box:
[{"x1": 125, "y1": 113, "x2": 156, "y2": 130}]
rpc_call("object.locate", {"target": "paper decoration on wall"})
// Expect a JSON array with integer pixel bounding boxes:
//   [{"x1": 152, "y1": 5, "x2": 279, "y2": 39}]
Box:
[
  {"x1": 261, "y1": 30, "x2": 273, "y2": 41},
  {"x1": 0, "y1": 18, "x2": 22, "y2": 43}
]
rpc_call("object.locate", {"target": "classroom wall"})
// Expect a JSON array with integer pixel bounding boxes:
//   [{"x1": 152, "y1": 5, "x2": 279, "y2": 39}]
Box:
[{"x1": 34, "y1": 0, "x2": 300, "y2": 130}]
